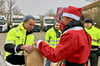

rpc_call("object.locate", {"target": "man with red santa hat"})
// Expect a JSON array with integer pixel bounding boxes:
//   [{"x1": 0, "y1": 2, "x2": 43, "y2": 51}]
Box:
[{"x1": 35, "y1": 6, "x2": 91, "y2": 66}]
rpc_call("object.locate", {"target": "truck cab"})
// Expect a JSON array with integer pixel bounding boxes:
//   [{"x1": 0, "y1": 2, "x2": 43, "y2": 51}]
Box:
[
  {"x1": 56, "y1": 7, "x2": 67, "y2": 31},
  {"x1": 12, "y1": 15, "x2": 24, "y2": 27},
  {"x1": 43, "y1": 16, "x2": 55, "y2": 32},
  {"x1": 0, "y1": 15, "x2": 8, "y2": 32},
  {"x1": 32, "y1": 16, "x2": 41, "y2": 32}
]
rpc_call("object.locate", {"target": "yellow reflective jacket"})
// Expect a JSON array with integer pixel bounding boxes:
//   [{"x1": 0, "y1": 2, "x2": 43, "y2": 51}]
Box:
[
  {"x1": 45, "y1": 27, "x2": 62, "y2": 48},
  {"x1": 84, "y1": 26, "x2": 100, "y2": 46},
  {"x1": 5, "y1": 22, "x2": 34, "y2": 57}
]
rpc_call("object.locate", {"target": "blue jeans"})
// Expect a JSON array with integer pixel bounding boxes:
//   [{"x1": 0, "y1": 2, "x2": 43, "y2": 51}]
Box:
[{"x1": 45, "y1": 59, "x2": 51, "y2": 66}]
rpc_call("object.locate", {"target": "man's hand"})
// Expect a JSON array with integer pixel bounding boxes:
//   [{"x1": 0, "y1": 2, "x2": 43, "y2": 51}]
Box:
[
  {"x1": 21, "y1": 45, "x2": 33, "y2": 53},
  {"x1": 32, "y1": 42, "x2": 37, "y2": 48}
]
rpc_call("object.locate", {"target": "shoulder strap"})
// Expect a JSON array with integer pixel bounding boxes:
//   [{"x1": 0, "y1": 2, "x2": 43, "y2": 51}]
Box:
[{"x1": 83, "y1": 28, "x2": 90, "y2": 45}]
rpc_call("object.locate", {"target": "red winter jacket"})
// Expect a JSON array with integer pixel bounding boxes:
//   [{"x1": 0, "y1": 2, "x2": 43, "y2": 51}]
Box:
[{"x1": 37, "y1": 26, "x2": 91, "y2": 64}]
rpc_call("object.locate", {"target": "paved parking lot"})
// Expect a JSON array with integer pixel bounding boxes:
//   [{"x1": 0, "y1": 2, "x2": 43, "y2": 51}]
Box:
[{"x1": 0, "y1": 32, "x2": 100, "y2": 66}]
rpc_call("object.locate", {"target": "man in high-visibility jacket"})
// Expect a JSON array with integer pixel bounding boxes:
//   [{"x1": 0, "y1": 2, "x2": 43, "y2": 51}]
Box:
[
  {"x1": 45, "y1": 22, "x2": 62, "y2": 66},
  {"x1": 84, "y1": 19, "x2": 100, "y2": 66},
  {"x1": 4, "y1": 15, "x2": 36, "y2": 66}
]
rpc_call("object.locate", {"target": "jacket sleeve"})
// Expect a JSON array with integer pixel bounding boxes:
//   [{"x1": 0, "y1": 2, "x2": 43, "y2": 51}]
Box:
[
  {"x1": 98, "y1": 29, "x2": 100, "y2": 45},
  {"x1": 38, "y1": 33, "x2": 80, "y2": 62},
  {"x1": 4, "y1": 43, "x2": 23, "y2": 53},
  {"x1": 4, "y1": 29, "x2": 23, "y2": 53},
  {"x1": 44, "y1": 31, "x2": 50, "y2": 44}
]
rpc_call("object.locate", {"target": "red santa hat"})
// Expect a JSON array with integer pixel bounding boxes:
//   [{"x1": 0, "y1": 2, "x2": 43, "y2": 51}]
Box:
[{"x1": 62, "y1": 6, "x2": 81, "y2": 21}]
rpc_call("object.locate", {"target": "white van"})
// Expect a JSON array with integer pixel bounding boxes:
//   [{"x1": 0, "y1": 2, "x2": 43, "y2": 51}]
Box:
[
  {"x1": 0, "y1": 15, "x2": 8, "y2": 32},
  {"x1": 43, "y1": 16, "x2": 55, "y2": 32},
  {"x1": 32, "y1": 16, "x2": 41, "y2": 32},
  {"x1": 12, "y1": 15, "x2": 24, "y2": 27}
]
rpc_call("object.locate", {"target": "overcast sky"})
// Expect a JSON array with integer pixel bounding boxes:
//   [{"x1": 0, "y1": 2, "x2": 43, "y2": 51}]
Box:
[{"x1": 15, "y1": 0, "x2": 93, "y2": 16}]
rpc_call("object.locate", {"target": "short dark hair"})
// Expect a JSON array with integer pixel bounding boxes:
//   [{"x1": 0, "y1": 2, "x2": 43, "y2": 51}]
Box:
[
  {"x1": 54, "y1": 21, "x2": 60, "y2": 25},
  {"x1": 84, "y1": 18, "x2": 93, "y2": 24}
]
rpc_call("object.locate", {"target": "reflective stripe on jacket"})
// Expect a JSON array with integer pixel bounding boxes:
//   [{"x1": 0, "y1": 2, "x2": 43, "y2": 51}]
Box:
[{"x1": 45, "y1": 27, "x2": 62, "y2": 48}]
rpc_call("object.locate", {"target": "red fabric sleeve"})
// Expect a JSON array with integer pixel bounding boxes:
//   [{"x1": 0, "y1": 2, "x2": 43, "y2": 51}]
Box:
[{"x1": 38, "y1": 32, "x2": 80, "y2": 62}]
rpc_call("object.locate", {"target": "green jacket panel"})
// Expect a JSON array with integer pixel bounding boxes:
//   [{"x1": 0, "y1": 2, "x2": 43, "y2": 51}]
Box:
[
  {"x1": 45, "y1": 27, "x2": 62, "y2": 48},
  {"x1": 84, "y1": 26, "x2": 100, "y2": 46}
]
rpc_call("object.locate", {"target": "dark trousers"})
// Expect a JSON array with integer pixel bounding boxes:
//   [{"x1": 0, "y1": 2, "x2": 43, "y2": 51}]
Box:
[
  {"x1": 63, "y1": 60, "x2": 85, "y2": 66},
  {"x1": 45, "y1": 59, "x2": 51, "y2": 66},
  {"x1": 87, "y1": 51, "x2": 98, "y2": 66}
]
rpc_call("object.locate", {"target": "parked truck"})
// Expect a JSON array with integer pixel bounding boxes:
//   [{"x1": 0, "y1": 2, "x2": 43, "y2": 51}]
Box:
[
  {"x1": 43, "y1": 16, "x2": 55, "y2": 32},
  {"x1": 0, "y1": 15, "x2": 8, "y2": 32},
  {"x1": 32, "y1": 16, "x2": 41, "y2": 32},
  {"x1": 56, "y1": 7, "x2": 67, "y2": 31},
  {"x1": 12, "y1": 15, "x2": 24, "y2": 27}
]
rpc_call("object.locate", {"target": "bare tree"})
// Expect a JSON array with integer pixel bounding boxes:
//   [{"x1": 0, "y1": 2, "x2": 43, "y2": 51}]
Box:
[
  {"x1": 12, "y1": 6, "x2": 23, "y2": 15},
  {"x1": 6, "y1": 0, "x2": 15, "y2": 22},
  {"x1": 0, "y1": 0, "x2": 5, "y2": 15},
  {"x1": 45, "y1": 9, "x2": 56, "y2": 17},
  {"x1": 6, "y1": 0, "x2": 23, "y2": 22}
]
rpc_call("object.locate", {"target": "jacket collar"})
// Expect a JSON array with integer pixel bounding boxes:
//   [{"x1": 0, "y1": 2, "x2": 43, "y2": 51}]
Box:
[
  {"x1": 63, "y1": 26, "x2": 83, "y2": 34},
  {"x1": 17, "y1": 22, "x2": 33, "y2": 35},
  {"x1": 84, "y1": 26, "x2": 95, "y2": 30},
  {"x1": 62, "y1": 19, "x2": 83, "y2": 33},
  {"x1": 17, "y1": 22, "x2": 27, "y2": 34}
]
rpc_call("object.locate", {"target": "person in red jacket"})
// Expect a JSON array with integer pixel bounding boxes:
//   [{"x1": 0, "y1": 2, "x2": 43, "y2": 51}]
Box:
[{"x1": 35, "y1": 6, "x2": 91, "y2": 66}]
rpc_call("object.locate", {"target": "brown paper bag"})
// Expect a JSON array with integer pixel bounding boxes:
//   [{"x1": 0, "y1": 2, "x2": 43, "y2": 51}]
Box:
[
  {"x1": 25, "y1": 48, "x2": 44, "y2": 66},
  {"x1": 50, "y1": 61, "x2": 62, "y2": 66}
]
